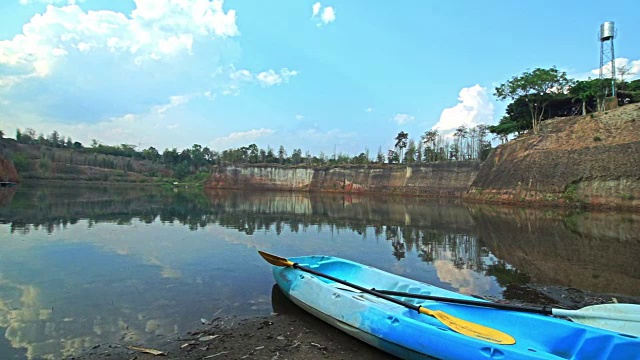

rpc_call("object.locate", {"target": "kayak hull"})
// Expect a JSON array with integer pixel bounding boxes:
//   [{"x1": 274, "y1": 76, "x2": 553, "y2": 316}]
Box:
[
  {"x1": 287, "y1": 293, "x2": 433, "y2": 360},
  {"x1": 271, "y1": 255, "x2": 640, "y2": 360}
]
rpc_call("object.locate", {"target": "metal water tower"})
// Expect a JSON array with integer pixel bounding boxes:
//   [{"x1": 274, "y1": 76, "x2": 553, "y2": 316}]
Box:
[{"x1": 599, "y1": 21, "x2": 616, "y2": 97}]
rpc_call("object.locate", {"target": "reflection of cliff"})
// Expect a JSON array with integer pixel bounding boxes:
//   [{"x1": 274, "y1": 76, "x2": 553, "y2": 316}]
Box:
[
  {"x1": 0, "y1": 188, "x2": 16, "y2": 207},
  {"x1": 204, "y1": 189, "x2": 476, "y2": 234},
  {"x1": 1, "y1": 184, "x2": 477, "y2": 237},
  {"x1": 470, "y1": 205, "x2": 640, "y2": 296}
]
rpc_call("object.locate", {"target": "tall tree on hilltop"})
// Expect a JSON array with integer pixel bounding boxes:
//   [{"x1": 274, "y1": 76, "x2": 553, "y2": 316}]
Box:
[
  {"x1": 453, "y1": 126, "x2": 468, "y2": 160},
  {"x1": 376, "y1": 146, "x2": 385, "y2": 163},
  {"x1": 569, "y1": 79, "x2": 600, "y2": 115},
  {"x1": 494, "y1": 67, "x2": 574, "y2": 134},
  {"x1": 405, "y1": 139, "x2": 416, "y2": 164},
  {"x1": 278, "y1": 145, "x2": 286, "y2": 165},
  {"x1": 617, "y1": 64, "x2": 635, "y2": 86},
  {"x1": 421, "y1": 130, "x2": 438, "y2": 162},
  {"x1": 394, "y1": 131, "x2": 408, "y2": 163}
]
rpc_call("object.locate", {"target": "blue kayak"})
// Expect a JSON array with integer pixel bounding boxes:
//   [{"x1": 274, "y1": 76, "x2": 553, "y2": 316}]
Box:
[{"x1": 270, "y1": 254, "x2": 640, "y2": 360}]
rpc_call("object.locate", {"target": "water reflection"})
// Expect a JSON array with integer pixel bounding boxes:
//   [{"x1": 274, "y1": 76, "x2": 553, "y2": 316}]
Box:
[
  {"x1": 469, "y1": 204, "x2": 640, "y2": 296},
  {"x1": 0, "y1": 183, "x2": 638, "y2": 359}
]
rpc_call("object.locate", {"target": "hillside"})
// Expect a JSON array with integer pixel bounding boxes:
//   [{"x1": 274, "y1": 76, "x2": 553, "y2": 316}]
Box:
[
  {"x1": 0, "y1": 139, "x2": 171, "y2": 183},
  {"x1": 469, "y1": 103, "x2": 640, "y2": 208}
]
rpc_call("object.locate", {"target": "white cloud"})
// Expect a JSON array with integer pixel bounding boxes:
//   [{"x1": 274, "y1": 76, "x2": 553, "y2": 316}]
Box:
[
  {"x1": 311, "y1": 2, "x2": 335, "y2": 26},
  {"x1": 230, "y1": 68, "x2": 253, "y2": 82},
  {"x1": 256, "y1": 68, "x2": 298, "y2": 87},
  {"x1": 364, "y1": 107, "x2": 373, "y2": 113},
  {"x1": 211, "y1": 128, "x2": 275, "y2": 149},
  {"x1": 0, "y1": 93, "x2": 196, "y2": 150},
  {"x1": 295, "y1": 114, "x2": 304, "y2": 120},
  {"x1": 0, "y1": 0, "x2": 239, "y2": 86},
  {"x1": 19, "y1": 0, "x2": 84, "y2": 4},
  {"x1": 391, "y1": 113, "x2": 415, "y2": 125},
  {"x1": 321, "y1": 7, "x2": 336, "y2": 24},
  {"x1": 590, "y1": 57, "x2": 640, "y2": 81},
  {"x1": 433, "y1": 85, "x2": 494, "y2": 132},
  {"x1": 219, "y1": 66, "x2": 299, "y2": 95},
  {"x1": 312, "y1": 2, "x2": 321, "y2": 17},
  {"x1": 154, "y1": 95, "x2": 191, "y2": 116}
]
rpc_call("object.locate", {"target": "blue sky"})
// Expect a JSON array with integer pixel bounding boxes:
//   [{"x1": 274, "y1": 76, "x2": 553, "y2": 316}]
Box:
[{"x1": 1, "y1": 0, "x2": 639, "y2": 155}]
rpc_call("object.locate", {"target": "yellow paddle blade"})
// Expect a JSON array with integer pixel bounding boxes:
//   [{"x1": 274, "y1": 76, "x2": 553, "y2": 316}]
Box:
[
  {"x1": 258, "y1": 251, "x2": 295, "y2": 267},
  {"x1": 419, "y1": 307, "x2": 516, "y2": 345}
]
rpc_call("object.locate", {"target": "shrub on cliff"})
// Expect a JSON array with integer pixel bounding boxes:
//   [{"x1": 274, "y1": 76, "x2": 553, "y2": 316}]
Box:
[{"x1": 11, "y1": 152, "x2": 32, "y2": 172}]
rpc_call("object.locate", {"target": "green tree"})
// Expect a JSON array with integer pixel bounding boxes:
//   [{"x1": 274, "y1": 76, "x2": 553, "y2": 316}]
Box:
[
  {"x1": 247, "y1": 144, "x2": 259, "y2": 163},
  {"x1": 475, "y1": 124, "x2": 491, "y2": 160},
  {"x1": 191, "y1": 144, "x2": 206, "y2": 169},
  {"x1": 569, "y1": 79, "x2": 604, "y2": 115},
  {"x1": 617, "y1": 64, "x2": 635, "y2": 87},
  {"x1": 266, "y1": 146, "x2": 276, "y2": 163},
  {"x1": 394, "y1": 131, "x2": 408, "y2": 163},
  {"x1": 405, "y1": 139, "x2": 416, "y2": 164},
  {"x1": 143, "y1": 147, "x2": 161, "y2": 162},
  {"x1": 376, "y1": 146, "x2": 385, "y2": 163},
  {"x1": 628, "y1": 79, "x2": 640, "y2": 92},
  {"x1": 387, "y1": 149, "x2": 399, "y2": 164},
  {"x1": 162, "y1": 148, "x2": 179, "y2": 165},
  {"x1": 421, "y1": 130, "x2": 438, "y2": 162},
  {"x1": 291, "y1": 148, "x2": 302, "y2": 164},
  {"x1": 174, "y1": 161, "x2": 190, "y2": 179},
  {"x1": 453, "y1": 126, "x2": 468, "y2": 160},
  {"x1": 494, "y1": 67, "x2": 574, "y2": 134},
  {"x1": 259, "y1": 149, "x2": 267, "y2": 163},
  {"x1": 11, "y1": 153, "x2": 31, "y2": 172},
  {"x1": 352, "y1": 152, "x2": 368, "y2": 164},
  {"x1": 277, "y1": 145, "x2": 286, "y2": 165},
  {"x1": 488, "y1": 116, "x2": 518, "y2": 143},
  {"x1": 202, "y1": 147, "x2": 214, "y2": 164}
]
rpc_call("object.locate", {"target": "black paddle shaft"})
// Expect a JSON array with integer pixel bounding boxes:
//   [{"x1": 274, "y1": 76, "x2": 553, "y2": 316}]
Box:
[
  {"x1": 372, "y1": 289, "x2": 554, "y2": 316},
  {"x1": 291, "y1": 263, "x2": 424, "y2": 313}
]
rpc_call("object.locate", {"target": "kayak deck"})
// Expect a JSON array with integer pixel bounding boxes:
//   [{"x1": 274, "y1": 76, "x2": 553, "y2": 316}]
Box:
[{"x1": 272, "y1": 255, "x2": 640, "y2": 360}]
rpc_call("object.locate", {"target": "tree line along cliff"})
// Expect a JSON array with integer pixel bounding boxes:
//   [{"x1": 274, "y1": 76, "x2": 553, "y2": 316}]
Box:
[{"x1": 1, "y1": 103, "x2": 639, "y2": 209}]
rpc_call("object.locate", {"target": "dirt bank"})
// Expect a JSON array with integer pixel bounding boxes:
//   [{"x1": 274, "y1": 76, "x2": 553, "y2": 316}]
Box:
[
  {"x1": 468, "y1": 103, "x2": 640, "y2": 209},
  {"x1": 0, "y1": 157, "x2": 19, "y2": 183}
]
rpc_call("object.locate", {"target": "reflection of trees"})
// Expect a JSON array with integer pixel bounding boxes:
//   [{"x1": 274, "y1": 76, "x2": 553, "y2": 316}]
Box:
[
  {"x1": 0, "y1": 187, "x2": 17, "y2": 207},
  {"x1": 485, "y1": 261, "x2": 531, "y2": 287},
  {"x1": 12, "y1": 184, "x2": 636, "y2": 294},
  {"x1": 1, "y1": 185, "x2": 477, "y2": 237},
  {"x1": 1, "y1": 184, "x2": 504, "y2": 275}
]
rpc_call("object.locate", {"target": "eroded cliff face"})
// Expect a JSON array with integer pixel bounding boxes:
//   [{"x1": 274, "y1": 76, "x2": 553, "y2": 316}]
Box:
[
  {"x1": 205, "y1": 162, "x2": 481, "y2": 196},
  {"x1": 0, "y1": 156, "x2": 19, "y2": 183},
  {"x1": 468, "y1": 103, "x2": 640, "y2": 209}
]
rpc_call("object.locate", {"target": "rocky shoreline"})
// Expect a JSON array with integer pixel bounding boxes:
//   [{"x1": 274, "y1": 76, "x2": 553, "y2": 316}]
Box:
[{"x1": 76, "y1": 284, "x2": 640, "y2": 360}]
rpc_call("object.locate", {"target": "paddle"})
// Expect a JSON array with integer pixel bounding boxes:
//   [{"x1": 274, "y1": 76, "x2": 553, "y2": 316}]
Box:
[
  {"x1": 336, "y1": 288, "x2": 640, "y2": 337},
  {"x1": 258, "y1": 251, "x2": 516, "y2": 345}
]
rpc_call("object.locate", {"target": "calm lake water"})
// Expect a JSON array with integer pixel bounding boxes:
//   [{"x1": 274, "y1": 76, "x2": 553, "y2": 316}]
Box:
[{"x1": 0, "y1": 182, "x2": 639, "y2": 359}]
